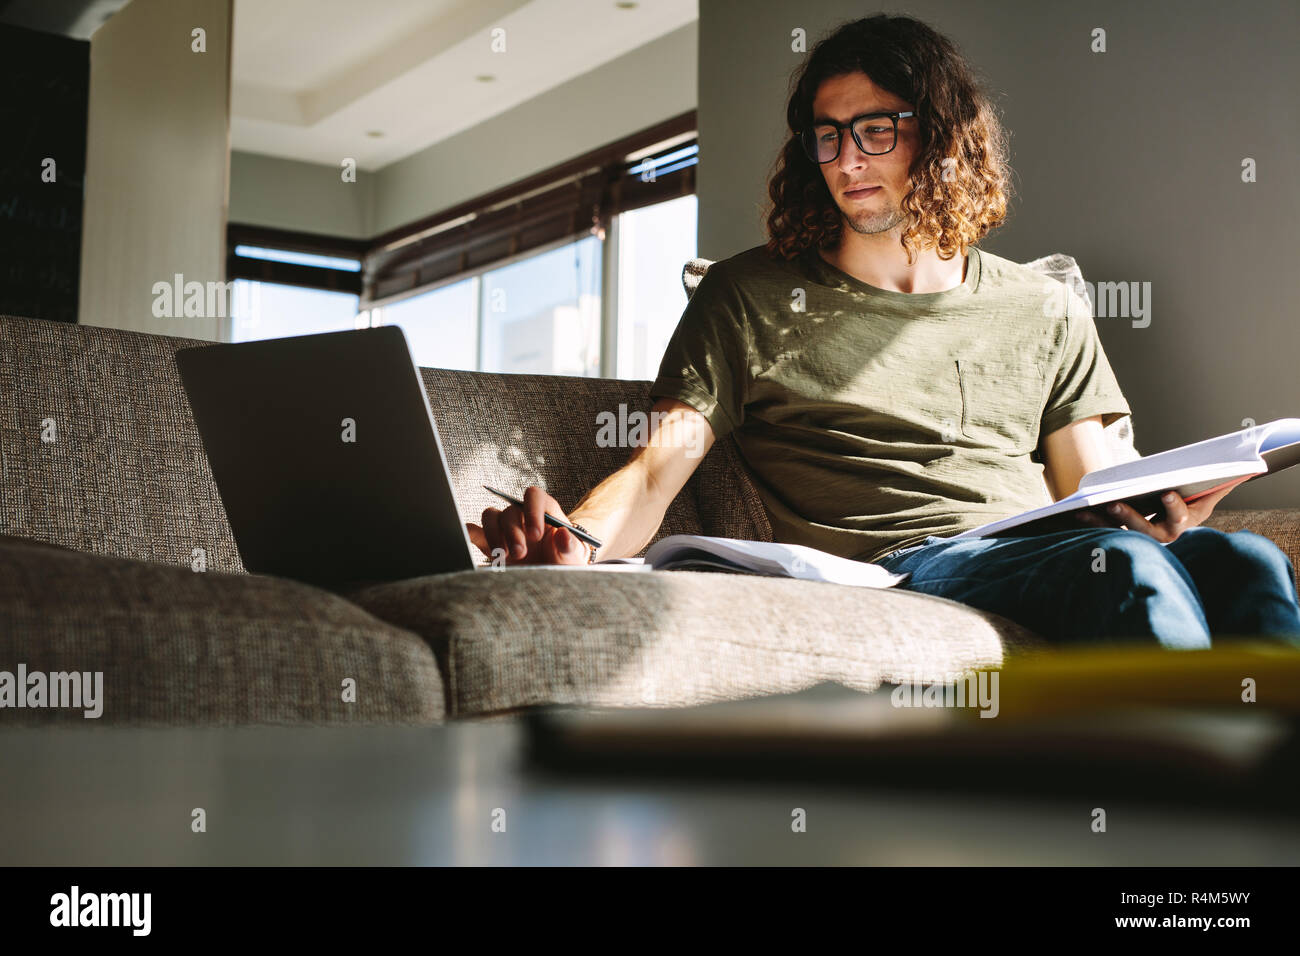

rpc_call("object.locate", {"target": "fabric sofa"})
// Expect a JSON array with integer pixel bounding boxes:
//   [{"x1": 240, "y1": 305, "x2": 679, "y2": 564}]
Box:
[{"x1": 2, "y1": 254, "x2": 1296, "y2": 725}]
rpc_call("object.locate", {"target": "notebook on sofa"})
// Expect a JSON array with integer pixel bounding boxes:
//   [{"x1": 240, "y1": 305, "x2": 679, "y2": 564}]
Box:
[
  {"x1": 591, "y1": 535, "x2": 908, "y2": 588},
  {"x1": 956, "y1": 418, "x2": 1300, "y2": 539}
]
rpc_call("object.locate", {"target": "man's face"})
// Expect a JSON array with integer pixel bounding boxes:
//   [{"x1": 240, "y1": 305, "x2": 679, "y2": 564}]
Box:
[{"x1": 810, "y1": 72, "x2": 918, "y2": 238}]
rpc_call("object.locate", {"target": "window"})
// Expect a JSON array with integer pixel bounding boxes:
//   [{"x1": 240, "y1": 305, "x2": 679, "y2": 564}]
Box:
[
  {"x1": 230, "y1": 280, "x2": 362, "y2": 342},
  {"x1": 227, "y1": 238, "x2": 364, "y2": 342},
  {"x1": 479, "y1": 237, "x2": 601, "y2": 377},
  {"x1": 232, "y1": 210, "x2": 693, "y2": 375},
  {"x1": 366, "y1": 237, "x2": 603, "y2": 375},
  {"x1": 233, "y1": 245, "x2": 361, "y2": 273},
  {"x1": 615, "y1": 193, "x2": 698, "y2": 380},
  {"x1": 373, "y1": 277, "x2": 478, "y2": 371},
  {"x1": 227, "y1": 113, "x2": 698, "y2": 377}
]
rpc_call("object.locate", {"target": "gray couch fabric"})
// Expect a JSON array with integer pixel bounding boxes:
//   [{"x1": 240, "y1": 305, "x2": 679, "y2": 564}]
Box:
[
  {"x1": 0, "y1": 533, "x2": 444, "y2": 725},
  {"x1": 5, "y1": 298, "x2": 1295, "y2": 726},
  {"x1": 345, "y1": 565, "x2": 1046, "y2": 718}
]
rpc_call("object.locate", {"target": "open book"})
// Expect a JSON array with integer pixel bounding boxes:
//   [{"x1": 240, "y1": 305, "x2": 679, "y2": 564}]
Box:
[
  {"x1": 595, "y1": 535, "x2": 908, "y2": 588},
  {"x1": 955, "y1": 418, "x2": 1300, "y2": 539}
]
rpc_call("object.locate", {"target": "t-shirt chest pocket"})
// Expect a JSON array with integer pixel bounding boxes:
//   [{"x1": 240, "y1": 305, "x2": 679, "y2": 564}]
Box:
[{"x1": 956, "y1": 358, "x2": 1045, "y2": 453}]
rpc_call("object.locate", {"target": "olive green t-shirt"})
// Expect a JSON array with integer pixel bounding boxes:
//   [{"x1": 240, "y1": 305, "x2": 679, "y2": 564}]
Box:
[{"x1": 649, "y1": 244, "x2": 1131, "y2": 564}]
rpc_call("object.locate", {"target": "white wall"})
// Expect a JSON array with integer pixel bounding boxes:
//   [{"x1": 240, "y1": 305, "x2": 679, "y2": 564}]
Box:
[{"x1": 78, "y1": 0, "x2": 233, "y2": 340}]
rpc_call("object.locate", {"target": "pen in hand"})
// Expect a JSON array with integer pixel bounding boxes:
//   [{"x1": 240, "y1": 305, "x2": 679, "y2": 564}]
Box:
[{"x1": 482, "y1": 485, "x2": 603, "y2": 549}]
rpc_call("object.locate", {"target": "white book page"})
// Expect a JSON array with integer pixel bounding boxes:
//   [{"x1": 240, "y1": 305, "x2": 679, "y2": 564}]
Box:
[
  {"x1": 1077, "y1": 419, "x2": 1300, "y2": 491},
  {"x1": 952, "y1": 461, "x2": 1268, "y2": 540},
  {"x1": 642, "y1": 535, "x2": 908, "y2": 588},
  {"x1": 1072, "y1": 461, "x2": 1267, "y2": 502}
]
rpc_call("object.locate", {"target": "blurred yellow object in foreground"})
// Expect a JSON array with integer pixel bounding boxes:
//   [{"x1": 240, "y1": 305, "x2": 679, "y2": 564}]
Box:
[{"x1": 959, "y1": 641, "x2": 1300, "y2": 723}]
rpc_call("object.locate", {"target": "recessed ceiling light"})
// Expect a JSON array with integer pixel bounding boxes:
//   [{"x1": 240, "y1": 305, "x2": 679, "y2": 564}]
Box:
[
  {"x1": 476, "y1": 74, "x2": 496, "y2": 82},
  {"x1": 616, "y1": 2, "x2": 638, "y2": 8},
  {"x1": 366, "y1": 130, "x2": 384, "y2": 138}
]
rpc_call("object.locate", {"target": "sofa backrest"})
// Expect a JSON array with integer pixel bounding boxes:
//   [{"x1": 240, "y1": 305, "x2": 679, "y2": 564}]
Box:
[
  {"x1": 419, "y1": 367, "x2": 773, "y2": 560},
  {"x1": 1, "y1": 313, "x2": 247, "y2": 571},
  {"x1": 0, "y1": 313, "x2": 772, "y2": 568},
  {"x1": 682, "y1": 251, "x2": 1142, "y2": 466}
]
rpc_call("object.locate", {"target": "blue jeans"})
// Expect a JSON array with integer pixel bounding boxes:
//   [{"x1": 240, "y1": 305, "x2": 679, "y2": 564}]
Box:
[{"x1": 874, "y1": 526, "x2": 1300, "y2": 648}]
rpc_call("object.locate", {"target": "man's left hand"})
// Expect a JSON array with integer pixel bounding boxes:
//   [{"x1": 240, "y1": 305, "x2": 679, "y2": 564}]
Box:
[{"x1": 1075, "y1": 476, "x2": 1250, "y2": 543}]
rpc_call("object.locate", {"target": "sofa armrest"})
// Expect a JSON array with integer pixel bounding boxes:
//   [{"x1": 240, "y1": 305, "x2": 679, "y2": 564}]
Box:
[{"x1": 1201, "y1": 508, "x2": 1300, "y2": 588}]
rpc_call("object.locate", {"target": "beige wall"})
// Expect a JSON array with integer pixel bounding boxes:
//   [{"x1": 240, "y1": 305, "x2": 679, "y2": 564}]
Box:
[
  {"x1": 228, "y1": 150, "x2": 371, "y2": 239},
  {"x1": 78, "y1": 0, "x2": 233, "y2": 340},
  {"x1": 697, "y1": 0, "x2": 1300, "y2": 509}
]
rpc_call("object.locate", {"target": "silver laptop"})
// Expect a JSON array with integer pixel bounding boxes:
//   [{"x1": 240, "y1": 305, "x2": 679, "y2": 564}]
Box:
[{"x1": 176, "y1": 326, "x2": 481, "y2": 590}]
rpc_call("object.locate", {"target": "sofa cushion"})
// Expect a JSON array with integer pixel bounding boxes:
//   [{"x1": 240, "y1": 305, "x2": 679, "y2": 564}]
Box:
[
  {"x1": 346, "y1": 567, "x2": 1046, "y2": 717},
  {"x1": 0, "y1": 534, "x2": 444, "y2": 725}
]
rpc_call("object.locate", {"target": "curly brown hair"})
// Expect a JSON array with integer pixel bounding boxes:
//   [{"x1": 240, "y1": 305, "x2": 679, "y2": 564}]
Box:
[{"x1": 764, "y1": 14, "x2": 1012, "y2": 265}]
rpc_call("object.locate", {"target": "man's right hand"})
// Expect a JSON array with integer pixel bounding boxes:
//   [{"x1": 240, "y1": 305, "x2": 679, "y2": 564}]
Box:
[{"x1": 466, "y1": 486, "x2": 592, "y2": 565}]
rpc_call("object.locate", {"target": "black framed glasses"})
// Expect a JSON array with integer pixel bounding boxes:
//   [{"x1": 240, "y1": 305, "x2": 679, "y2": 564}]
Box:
[{"x1": 799, "y1": 111, "x2": 915, "y2": 163}]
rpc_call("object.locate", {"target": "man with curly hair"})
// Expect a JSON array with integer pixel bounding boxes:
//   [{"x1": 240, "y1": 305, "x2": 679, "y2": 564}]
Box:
[{"x1": 468, "y1": 14, "x2": 1300, "y2": 648}]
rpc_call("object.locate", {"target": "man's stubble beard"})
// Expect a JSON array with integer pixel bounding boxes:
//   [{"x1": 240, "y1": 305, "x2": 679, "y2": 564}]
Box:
[{"x1": 841, "y1": 196, "x2": 906, "y2": 236}]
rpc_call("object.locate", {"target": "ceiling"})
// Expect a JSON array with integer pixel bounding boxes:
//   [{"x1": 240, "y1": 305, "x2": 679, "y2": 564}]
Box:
[
  {"x1": 1, "y1": 0, "x2": 698, "y2": 172},
  {"x1": 231, "y1": 0, "x2": 698, "y2": 170}
]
